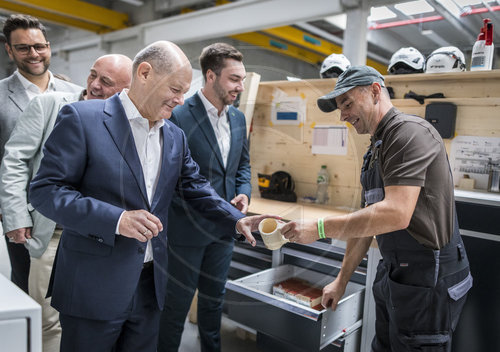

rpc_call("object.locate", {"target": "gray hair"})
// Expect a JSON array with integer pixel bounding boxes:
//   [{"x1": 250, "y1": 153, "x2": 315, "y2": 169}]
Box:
[{"x1": 132, "y1": 42, "x2": 177, "y2": 76}]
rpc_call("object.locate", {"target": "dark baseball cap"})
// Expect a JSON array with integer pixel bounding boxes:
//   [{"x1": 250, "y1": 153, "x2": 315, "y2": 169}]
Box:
[{"x1": 317, "y1": 65, "x2": 385, "y2": 112}]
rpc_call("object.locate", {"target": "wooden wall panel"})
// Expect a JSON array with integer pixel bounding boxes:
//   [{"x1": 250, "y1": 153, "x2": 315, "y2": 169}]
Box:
[{"x1": 248, "y1": 71, "x2": 500, "y2": 209}]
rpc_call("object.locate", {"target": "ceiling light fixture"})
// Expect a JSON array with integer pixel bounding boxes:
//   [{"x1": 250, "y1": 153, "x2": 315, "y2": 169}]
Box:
[
  {"x1": 324, "y1": 14, "x2": 347, "y2": 30},
  {"x1": 368, "y1": 6, "x2": 397, "y2": 22},
  {"x1": 435, "y1": 0, "x2": 463, "y2": 17},
  {"x1": 395, "y1": 0, "x2": 435, "y2": 16},
  {"x1": 120, "y1": 0, "x2": 144, "y2": 6}
]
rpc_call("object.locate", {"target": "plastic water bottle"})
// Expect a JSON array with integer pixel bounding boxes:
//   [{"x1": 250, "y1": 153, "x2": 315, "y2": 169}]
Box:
[{"x1": 316, "y1": 165, "x2": 329, "y2": 204}]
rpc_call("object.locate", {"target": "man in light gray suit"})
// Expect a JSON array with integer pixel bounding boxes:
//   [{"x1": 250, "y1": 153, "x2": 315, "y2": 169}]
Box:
[
  {"x1": 0, "y1": 53, "x2": 132, "y2": 352},
  {"x1": 0, "y1": 14, "x2": 81, "y2": 294}
]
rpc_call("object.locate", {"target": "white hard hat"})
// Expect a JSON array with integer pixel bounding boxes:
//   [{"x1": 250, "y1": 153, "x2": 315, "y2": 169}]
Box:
[
  {"x1": 388, "y1": 47, "x2": 425, "y2": 74},
  {"x1": 425, "y1": 46, "x2": 466, "y2": 73},
  {"x1": 320, "y1": 53, "x2": 351, "y2": 78}
]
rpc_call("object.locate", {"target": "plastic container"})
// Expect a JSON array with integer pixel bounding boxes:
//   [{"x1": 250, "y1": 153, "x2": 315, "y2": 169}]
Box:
[
  {"x1": 316, "y1": 165, "x2": 329, "y2": 204},
  {"x1": 471, "y1": 18, "x2": 494, "y2": 71}
]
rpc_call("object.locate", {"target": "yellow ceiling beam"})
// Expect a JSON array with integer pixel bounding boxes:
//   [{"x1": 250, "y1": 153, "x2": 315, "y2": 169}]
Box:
[
  {"x1": 262, "y1": 25, "x2": 387, "y2": 74},
  {"x1": 231, "y1": 32, "x2": 326, "y2": 66},
  {"x1": 0, "y1": 0, "x2": 128, "y2": 33},
  {"x1": 263, "y1": 26, "x2": 342, "y2": 56}
]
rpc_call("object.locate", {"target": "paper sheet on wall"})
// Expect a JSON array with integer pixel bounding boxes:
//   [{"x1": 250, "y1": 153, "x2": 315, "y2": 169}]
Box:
[
  {"x1": 312, "y1": 125, "x2": 348, "y2": 155},
  {"x1": 270, "y1": 88, "x2": 306, "y2": 125},
  {"x1": 450, "y1": 136, "x2": 500, "y2": 190}
]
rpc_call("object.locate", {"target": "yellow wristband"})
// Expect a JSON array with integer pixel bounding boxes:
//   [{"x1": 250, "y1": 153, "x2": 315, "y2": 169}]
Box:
[{"x1": 318, "y1": 218, "x2": 326, "y2": 239}]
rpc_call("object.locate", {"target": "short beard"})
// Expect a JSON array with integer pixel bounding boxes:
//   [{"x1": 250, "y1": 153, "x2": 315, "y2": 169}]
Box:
[
  {"x1": 213, "y1": 76, "x2": 233, "y2": 106},
  {"x1": 16, "y1": 57, "x2": 50, "y2": 77}
]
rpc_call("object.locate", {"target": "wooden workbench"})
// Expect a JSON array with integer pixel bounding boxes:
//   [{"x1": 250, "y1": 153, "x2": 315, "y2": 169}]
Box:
[{"x1": 248, "y1": 196, "x2": 352, "y2": 220}]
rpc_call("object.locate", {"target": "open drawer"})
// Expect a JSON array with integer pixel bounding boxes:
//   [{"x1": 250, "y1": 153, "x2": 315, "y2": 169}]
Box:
[{"x1": 225, "y1": 264, "x2": 365, "y2": 351}]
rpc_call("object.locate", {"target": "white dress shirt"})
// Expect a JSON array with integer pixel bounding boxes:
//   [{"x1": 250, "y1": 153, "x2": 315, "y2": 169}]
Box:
[
  {"x1": 117, "y1": 90, "x2": 164, "y2": 263},
  {"x1": 14, "y1": 70, "x2": 57, "y2": 100},
  {"x1": 198, "y1": 89, "x2": 231, "y2": 168}
]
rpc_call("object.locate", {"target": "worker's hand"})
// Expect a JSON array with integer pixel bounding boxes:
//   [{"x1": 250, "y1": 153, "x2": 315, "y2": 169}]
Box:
[
  {"x1": 231, "y1": 194, "x2": 249, "y2": 214},
  {"x1": 281, "y1": 219, "x2": 321, "y2": 244},
  {"x1": 236, "y1": 214, "x2": 281, "y2": 247},
  {"x1": 119, "y1": 210, "x2": 163, "y2": 242},
  {"x1": 5, "y1": 227, "x2": 32, "y2": 244},
  {"x1": 321, "y1": 277, "x2": 347, "y2": 311}
]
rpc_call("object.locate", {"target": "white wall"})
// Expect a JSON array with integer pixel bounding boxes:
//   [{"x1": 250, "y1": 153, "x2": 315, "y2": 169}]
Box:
[{"x1": 0, "y1": 229, "x2": 11, "y2": 279}]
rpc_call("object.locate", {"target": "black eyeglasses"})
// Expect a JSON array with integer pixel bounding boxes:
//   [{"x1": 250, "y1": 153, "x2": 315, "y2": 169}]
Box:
[{"x1": 11, "y1": 43, "x2": 50, "y2": 55}]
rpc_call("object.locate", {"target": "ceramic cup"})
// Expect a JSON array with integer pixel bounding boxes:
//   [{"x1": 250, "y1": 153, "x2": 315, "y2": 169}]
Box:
[{"x1": 258, "y1": 218, "x2": 289, "y2": 250}]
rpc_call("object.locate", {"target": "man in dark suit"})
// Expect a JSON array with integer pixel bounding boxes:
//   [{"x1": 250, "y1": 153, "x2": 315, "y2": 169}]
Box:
[
  {"x1": 158, "y1": 43, "x2": 250, "y2": 352},
  {"x1": 0, "y1": 14, "x2": 81, "y2": 294},
  {"x1": 0, "y1": 54, "x2": 132, "y2": 352},
  {"x1": 29, "y1": 41, "x2": 272, "y2": 352}
]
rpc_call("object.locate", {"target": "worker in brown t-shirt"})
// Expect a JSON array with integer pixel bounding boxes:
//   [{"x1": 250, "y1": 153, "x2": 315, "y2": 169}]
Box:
[{"x1": 282, "y1": 66, "x2": 472, "y2": 352}]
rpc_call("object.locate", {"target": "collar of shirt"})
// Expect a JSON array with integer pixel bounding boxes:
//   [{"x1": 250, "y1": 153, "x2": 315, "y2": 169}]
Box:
[
  {"x1": 198, "y1": 89, "x2": 229, "y2": 119},
  {"x1": 79, "y1": 89, "x2": 87, "y2": 101},
  {"x1": 197, "y1": 89, "x2": 231, "y2": 168},
  {"x1": 14, "y1": 70, "x2": 56, "y2": 94},
  {"x1": 119, "y1": 89, "x2": 164, "y2": 131},
  {"x1": 372, "y1": 107, "x2": 398, "y2": 143}
]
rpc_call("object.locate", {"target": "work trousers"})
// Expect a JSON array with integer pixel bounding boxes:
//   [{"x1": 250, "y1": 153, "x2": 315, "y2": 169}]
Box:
[
  {"x1": 29, "y1": 229, "x2": 62, "y2": 352},
  {"x1": 371, "y1": 252, "x2": 471, "y2": 351}
]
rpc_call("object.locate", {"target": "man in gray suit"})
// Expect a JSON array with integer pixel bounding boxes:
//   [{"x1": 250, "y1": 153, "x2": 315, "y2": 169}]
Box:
[
  {"x1": 0, "y1": 14, "x2": 81, "y2": 294},
  {"x1": 0, "y1": 53, "x2": 132, "y2": 352}
]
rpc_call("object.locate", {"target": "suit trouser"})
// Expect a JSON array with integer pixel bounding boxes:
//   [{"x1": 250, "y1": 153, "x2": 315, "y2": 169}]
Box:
[
  {"x1": 59, "y1": 263, "x2": 160, "y2": 352},
  {"x1": 158, "y1": 238, "x2": 234, "y2": 352},
  {"x1": 29, "y1": 229, "x2": 62, "y2": 352},
  {"x1": 4, "y1": 234, "x2": 30, "y2": 293}
]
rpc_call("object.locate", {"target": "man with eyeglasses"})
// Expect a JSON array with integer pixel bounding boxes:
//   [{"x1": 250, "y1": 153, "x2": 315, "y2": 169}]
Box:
[{"x1": 0, "y1": 14, "x2": 81, "y2": 295}]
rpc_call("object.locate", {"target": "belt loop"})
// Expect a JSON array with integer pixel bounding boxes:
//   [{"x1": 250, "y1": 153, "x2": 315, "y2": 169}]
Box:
[{"x1": 457, "y1": 244, "x2": 465, "y2": 261}]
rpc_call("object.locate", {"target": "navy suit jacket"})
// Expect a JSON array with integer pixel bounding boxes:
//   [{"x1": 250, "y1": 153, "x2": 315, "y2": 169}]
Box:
[
  {"x1": 167, "y1": 94, "x2": 251, "y2": 246},
  {"x1": 29, "y1": 94, "x2": 244, "y2": 320}
]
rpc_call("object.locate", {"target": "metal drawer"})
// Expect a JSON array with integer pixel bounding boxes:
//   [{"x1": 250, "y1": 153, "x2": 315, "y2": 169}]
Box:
[{"x1": 225, "y1": 264, "x2": 365, "y2": 351}]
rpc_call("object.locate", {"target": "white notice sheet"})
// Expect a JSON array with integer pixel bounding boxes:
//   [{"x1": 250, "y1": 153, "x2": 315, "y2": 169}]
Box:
[{"x1": 312, "y1": 125, "x2": 348, "y2": 155}]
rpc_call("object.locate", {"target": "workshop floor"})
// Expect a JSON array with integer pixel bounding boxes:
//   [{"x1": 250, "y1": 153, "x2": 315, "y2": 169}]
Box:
[
  {"x1": 179, "y1": 315, "x2": 260, "y2": 352},
  {"x1": 0, "y1": 234, "x2": 10, "y2": 280}
]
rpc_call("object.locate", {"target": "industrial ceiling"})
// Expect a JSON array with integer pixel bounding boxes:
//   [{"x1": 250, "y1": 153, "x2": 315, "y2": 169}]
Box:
[{"x1": 0, "y1": 0, "x2": 498, "y2": 72}]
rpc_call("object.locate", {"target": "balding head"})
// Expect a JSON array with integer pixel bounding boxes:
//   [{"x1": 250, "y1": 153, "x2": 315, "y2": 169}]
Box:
[
  {"x1": 131, "y1": 41, "x2": 190, "y2": 78},
  {"x1": 86, "y1": 54, "x2": 132, "y2": 100},
  {"x1": 128, "y1": 41, "x2": 192, "y2": 124}
]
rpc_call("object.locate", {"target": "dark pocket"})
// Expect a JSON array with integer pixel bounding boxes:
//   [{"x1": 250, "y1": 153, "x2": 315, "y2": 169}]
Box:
[
  {"x1": 447, "y1": 271, "x2": 472, "y2": 330},
  {"x1": 387, "y1": 276, "x2": 432, "y2": 333},
  {"x1": 402, "y1": 333, "x2": 450, "y2": 352},
  {"x1": 62, "y1": 231, "x2": 112, "y2": 257}
]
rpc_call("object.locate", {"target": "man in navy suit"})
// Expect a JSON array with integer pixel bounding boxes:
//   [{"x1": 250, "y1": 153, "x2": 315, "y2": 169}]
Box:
[
  {"x1": 29, "y1": 41, "x2": 273, "y2": 352},
  {"x1": 158, "y1": 43, "x2": 250, "y2": 352}
]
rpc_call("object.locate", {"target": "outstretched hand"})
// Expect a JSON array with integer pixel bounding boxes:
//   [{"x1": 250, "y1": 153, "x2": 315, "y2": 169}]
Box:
[
  {"x1": 236, "y1": 214, "x2": 281, "y2": 246},
  {"x1": 281, "y1": 218, "x2": 321, "y2": 244}
]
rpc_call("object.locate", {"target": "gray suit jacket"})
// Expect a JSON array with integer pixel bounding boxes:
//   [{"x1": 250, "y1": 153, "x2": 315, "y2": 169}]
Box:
[
  {"x1": 0, "y1": 91, "x2": 82, "y2": 257},
  {"x1": 0, "y1": 73, "x2": 82, "y2": 159}
]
